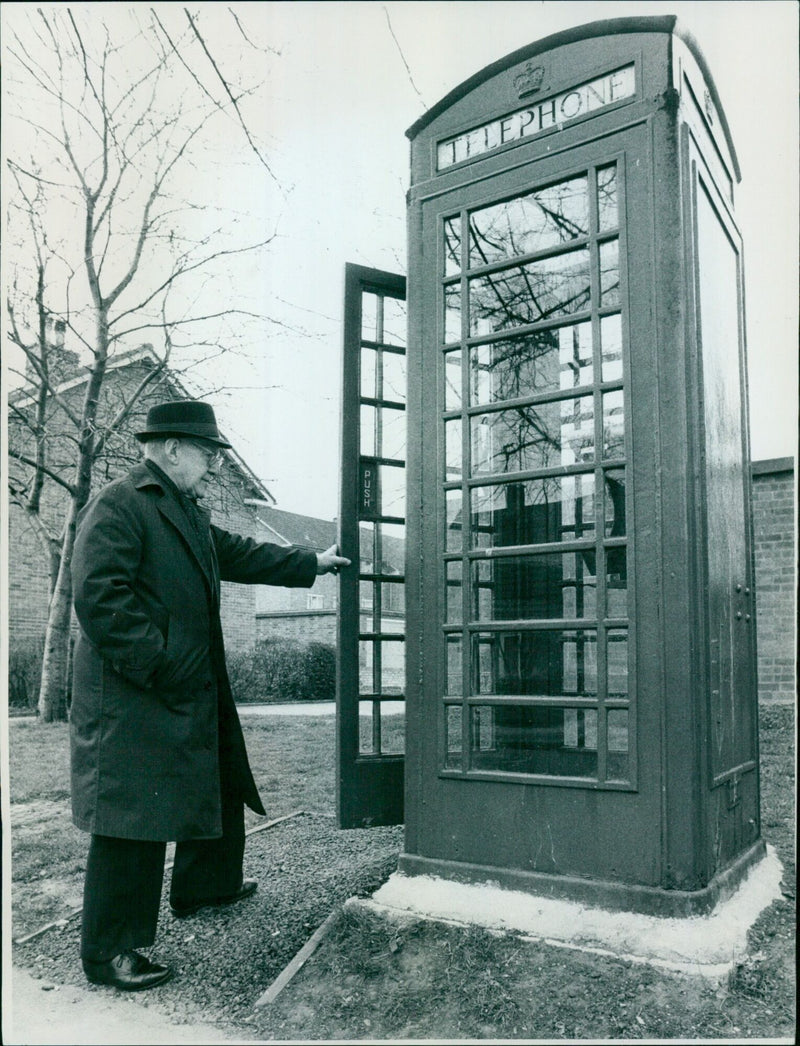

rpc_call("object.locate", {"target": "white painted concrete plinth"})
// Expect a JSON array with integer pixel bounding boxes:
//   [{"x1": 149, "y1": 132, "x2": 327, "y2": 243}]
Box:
[{"x1": 356, "y1": 845, "x2": 783, "y2": 979}]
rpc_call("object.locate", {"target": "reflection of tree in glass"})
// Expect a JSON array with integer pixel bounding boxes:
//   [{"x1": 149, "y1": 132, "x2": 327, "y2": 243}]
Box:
[
  {"x1": 472, "y1": 324, "x2": 589, "y2": 403},
  {"x1": 596, "y1": 165, "x2": 618, "y2": 231},
  {"x1": 444, "y1": 217, "x2": 461, "y2": 273},
  {"x1": 599, "y1": 240, "x2": 620, "y2": 305},
  {"x1": 475, "y1": 396, "x2": 594, "y2": 476},
  {"x1": 468, "y1": 178, "x2": 589, "y2": 265},
  {"x1": 470, "y1": 250, "x2": 591, "y2": 336}
]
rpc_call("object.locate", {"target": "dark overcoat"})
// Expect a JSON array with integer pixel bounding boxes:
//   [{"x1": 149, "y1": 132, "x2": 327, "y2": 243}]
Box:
[{"x1": 70, "y1": 462, "x2": 317, "y2": 842}]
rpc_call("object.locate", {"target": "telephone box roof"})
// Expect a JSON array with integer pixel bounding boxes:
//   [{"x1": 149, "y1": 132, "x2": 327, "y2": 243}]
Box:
[{"x1": 406, "y1": 14, "x2": 740, "y2": 182}]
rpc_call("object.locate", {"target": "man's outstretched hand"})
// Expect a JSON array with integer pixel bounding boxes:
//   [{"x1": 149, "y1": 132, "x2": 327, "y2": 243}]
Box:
[{"x1": 316, "y1": 544, "x2": 351, "y2": 575}]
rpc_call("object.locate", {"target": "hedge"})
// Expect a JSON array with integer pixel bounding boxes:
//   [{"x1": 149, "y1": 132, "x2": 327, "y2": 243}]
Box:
[
  {"x1": 8, "y1": 635, "x2": 335, "y2": 711},
  {"x1": 227, "y1": 638, "x2": 336, "y2": 703},
  {"x1": 7, "y1": 635, "x2": 46, "y2": 711}
]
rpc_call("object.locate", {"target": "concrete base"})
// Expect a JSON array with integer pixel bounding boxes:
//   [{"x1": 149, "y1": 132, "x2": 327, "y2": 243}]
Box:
[{"x1": 356, "y1": 845, "x2": 783, "y2": 979}]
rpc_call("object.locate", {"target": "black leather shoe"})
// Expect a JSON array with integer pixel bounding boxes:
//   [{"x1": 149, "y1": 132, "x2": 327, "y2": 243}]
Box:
[
  {"x1": 82, "y1": 950, "x2": 172, "y2": 991},
  {"x1": 170, "y1": 878, "x2": 258, "y2": 918}
]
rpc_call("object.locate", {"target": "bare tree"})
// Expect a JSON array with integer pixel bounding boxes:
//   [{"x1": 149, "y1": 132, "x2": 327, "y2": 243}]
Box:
[{"x1": 4, "y1": 7, "x2": 278, "y2": 721}]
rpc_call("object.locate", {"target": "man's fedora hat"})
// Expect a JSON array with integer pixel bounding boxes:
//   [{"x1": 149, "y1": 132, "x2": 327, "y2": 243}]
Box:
[{"x1": 135, "y1": 400, "x2": 232, "y2": 447}]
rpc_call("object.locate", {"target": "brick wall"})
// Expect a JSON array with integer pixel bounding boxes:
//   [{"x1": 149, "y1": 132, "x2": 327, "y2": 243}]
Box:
[
  {"x1": 256, "y1": 611, "x2": 336, "y2": 645},
  {"x1": 7, "y1": 360, "x2": 270, "y2": 658},
  {"x1": 752, "y1": 458, "x2": 796, "y2": 703}
]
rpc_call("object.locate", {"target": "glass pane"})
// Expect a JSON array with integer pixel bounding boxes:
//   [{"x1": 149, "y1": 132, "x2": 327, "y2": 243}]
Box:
[
  {"x1": 468, "y1": 176, "x2": 589, "y2": 266},
  {"x1": 445, "y1": 705, "x2": 463, "y2": 768},
  {"x1": 359, "y1": 580, "x2": 375, "y2": 613},
  {"x1": 471, "y1": 552, "x2": 598, "y2": 621},
  {"x1": 474, "y1": 635, "x2": 494, "y2": 695},
  {"x1": 470, "y1": 705, "x2": 598, "y2": 777},
  {"x1": 445, "y1": 489, "x2": 463, "y2": 551},
  {"x1": 362, "y1": 293, "x2": 378, "y2": 340},
  {"x1": 471, "y1": 474, "x2": 596, "y2": 550},
  {"x1": 605, "y1": 549, "x2": 627, "y2": 618},
  {"x1": 381, "y1": 639, "x2": 405, "y2": 694},
  {"x1": 358, "y1": 522, "x2": 375, "y2": 570},
  {"x1": 445, "y1": 283, "x2": 461, "y2": 342},
  {"x1": 378, "y1": 405, "x2": 405, "y2": 461},
  {"x1": 380, "y1": 703, "x2": 405, "y2": 755},
  {"x1": 602, "y1": 390, "x2": 625, "y2": 459},
  {"x1": 380, "y1": 463, "x2": 405, "y2": 518},
  {"x1": 360, "y1": 404, "x2": 377, "y2": 457},
  {"x1": 563, "y1": 708, "x2": 598, "y2": 749},
  {"x1": 471, "y1": 396, "x2": 595, "y2": 475},
  {"x1": 359, "y1": 700, "x2": 377, "y2": 754},
  {"x1": 607, "y1": 630, "x2": 628, "y2": 696},
  {"x1": 469, "y1": 321, "x2": 592, "y2": 406},
  {"x1": 444, "y1": 216, "x2": 462, "y2": 276},
  {"x1": 597, "y1": 165, "x2": 618, "y2": 232},
  {"x1": 376, "y1": 522, "x2": 405, "y2": 577},
  {"x1": 361, "y1": 346, "x2": 377, "y2": 399},
  {"x1": 382, "y1": 297, "x2": 406, "y2": 347},
  {"x1": 600, "y1": 314, "x2": 623, "y2": 383},
  {"x1": 359, "y1": 640, "x2": 375, "y2": 695},
  {"x1": 469, "y1": 247, "x2": 591, "y2": 337},
  {"x1": 473, "y1": 705, "x2": 495, "y2": 750},
  {"x1": 381, "y1": 580, "x2": 405, "y2": 614},
  {"x1": 604, "y1": 468, "x2": 626, "y2": 537},
  {"x1": 358, "y1": 700, "x2": 404, "y2": 756},
  {"x1": 607, "y1": 708, "x2": 629, "y2": 780},
  {"x1": 445, "y1": 560, "x2": 463, "y2": 623},
  {"x1": 382, "y1": 351, "x2": 406, "y2": 403},
  {"x1": 446, "y1": 635, "x2": 462, "y2": 695},
  {"x1": 472, "y1": 629, "x2": 597, "y2": 696},
  {"x1": 445, "y1": 418, "x2": 461, "y2": 478},
  {"x1": 445, "y1": 350, "x2": 462, "y2": 410},
  {"x1": 599, "y1": 239, "x2": 620, "y2": 306}
]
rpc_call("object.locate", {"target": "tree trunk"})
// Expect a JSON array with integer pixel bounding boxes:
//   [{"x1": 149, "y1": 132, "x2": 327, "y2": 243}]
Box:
[{"x1": 37, "y1": 498, "x2": 80, "y2": 722}]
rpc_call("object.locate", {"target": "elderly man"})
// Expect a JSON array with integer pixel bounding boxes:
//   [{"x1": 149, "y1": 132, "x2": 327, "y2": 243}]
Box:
[{"x1": 70, "y1": 399, "x2": 349, "y2": 991}]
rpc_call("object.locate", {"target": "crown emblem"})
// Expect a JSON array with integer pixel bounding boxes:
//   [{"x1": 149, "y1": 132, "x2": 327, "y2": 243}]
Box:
[
  {"x1": 513, "y1": 63, "x2": 545, "y2": 98},
  {"x1": 703, "y1": 88, "x2": 715, "y2": 124}
]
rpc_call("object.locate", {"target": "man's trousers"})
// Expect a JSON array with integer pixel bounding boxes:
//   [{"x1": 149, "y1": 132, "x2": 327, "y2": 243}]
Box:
[{"x1": 80, "y1": 777, "x2": 245, "y2": 962}]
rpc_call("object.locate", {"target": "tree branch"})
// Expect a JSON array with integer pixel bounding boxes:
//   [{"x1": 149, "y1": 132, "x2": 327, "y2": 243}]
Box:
[
  {"x1": 7, "y1": 449, "x2": 78, "y2": 496},
  {"x1": 184, "y1": 8, "x2": 282, "y2": 189}
]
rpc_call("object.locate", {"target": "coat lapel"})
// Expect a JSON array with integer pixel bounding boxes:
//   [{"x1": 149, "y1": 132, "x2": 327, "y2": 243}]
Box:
[{"x1": 133, "y1": 465, "x2": 216, "y2": 598}]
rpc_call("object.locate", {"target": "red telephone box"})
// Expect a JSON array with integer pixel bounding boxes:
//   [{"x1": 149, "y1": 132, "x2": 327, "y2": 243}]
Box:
[{"x1": 392, "y1": 15, "x2": 761, "y2": 915}]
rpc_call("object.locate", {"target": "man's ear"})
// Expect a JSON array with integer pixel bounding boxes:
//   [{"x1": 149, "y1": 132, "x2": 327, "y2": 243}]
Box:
[{"x1": 164, "y1": 437, "x2": 181, "y2": 462}]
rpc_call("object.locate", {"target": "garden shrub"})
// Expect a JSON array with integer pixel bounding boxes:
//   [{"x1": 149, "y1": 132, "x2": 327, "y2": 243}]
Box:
[
  {"x1": 228, "y1": 637, "x2": 336, "y2": 703},
  {"x1": 8, "y1": 635, "x2": 45, "y2": 711}
]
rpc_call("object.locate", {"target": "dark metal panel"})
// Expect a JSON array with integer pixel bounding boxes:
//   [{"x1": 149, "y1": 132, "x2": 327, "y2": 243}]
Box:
[{"x1": 686, "y1": 137, "x2": 761, "y2": 876}]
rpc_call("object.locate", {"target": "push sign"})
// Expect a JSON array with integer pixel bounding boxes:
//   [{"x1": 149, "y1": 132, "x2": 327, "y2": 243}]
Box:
[{"x1": 359, "y1": 458, "x2": 380, "y2": 520}]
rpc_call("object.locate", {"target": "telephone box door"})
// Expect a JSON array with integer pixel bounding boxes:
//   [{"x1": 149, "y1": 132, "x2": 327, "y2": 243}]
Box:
[
  {"x1": 405, "y1": 123, "x2": 666, "y2": 883},
  {"x1": 337, "y1": 263, "x2": 407, "y2": 828}
]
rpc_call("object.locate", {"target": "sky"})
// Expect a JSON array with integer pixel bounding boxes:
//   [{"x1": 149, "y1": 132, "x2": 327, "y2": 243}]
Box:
[{"x1": 3, "y1": 1, "x2": 798, "y2": 519}]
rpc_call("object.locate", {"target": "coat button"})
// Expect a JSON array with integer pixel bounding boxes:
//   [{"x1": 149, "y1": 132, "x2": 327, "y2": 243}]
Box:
[{"x1": 204, "y1": 680, "x2": 213, "y2": 691}]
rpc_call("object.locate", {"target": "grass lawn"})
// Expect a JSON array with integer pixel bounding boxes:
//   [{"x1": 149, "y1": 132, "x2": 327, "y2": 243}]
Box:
[{"x1": 7, "y1": 703, "x2": 795, "y2": 1041}]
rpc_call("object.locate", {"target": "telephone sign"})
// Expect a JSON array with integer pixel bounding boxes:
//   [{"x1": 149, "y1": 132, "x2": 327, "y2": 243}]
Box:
[{"x1": 437, "y1": 63, "x2": 635, "y2": 170}]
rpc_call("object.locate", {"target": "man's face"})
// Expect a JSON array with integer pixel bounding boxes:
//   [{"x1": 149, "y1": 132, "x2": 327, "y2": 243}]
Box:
[{"x1": 168, "y1": 439, "x2": 222, "y2": 499}]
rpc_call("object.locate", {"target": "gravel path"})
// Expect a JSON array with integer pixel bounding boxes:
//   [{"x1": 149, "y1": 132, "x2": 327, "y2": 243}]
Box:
[
  {"x1": 11, "y1": 813, "x2": 404, "y2": 1043},
  {"x1": 6, "y1": 966, "x2": 239, "y2": 1045}
]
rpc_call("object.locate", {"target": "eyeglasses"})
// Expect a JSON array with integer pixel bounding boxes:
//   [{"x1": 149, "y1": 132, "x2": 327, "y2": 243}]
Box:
[{"x1": 183, "y1": 440, "x2": 223, "y2": 468}]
